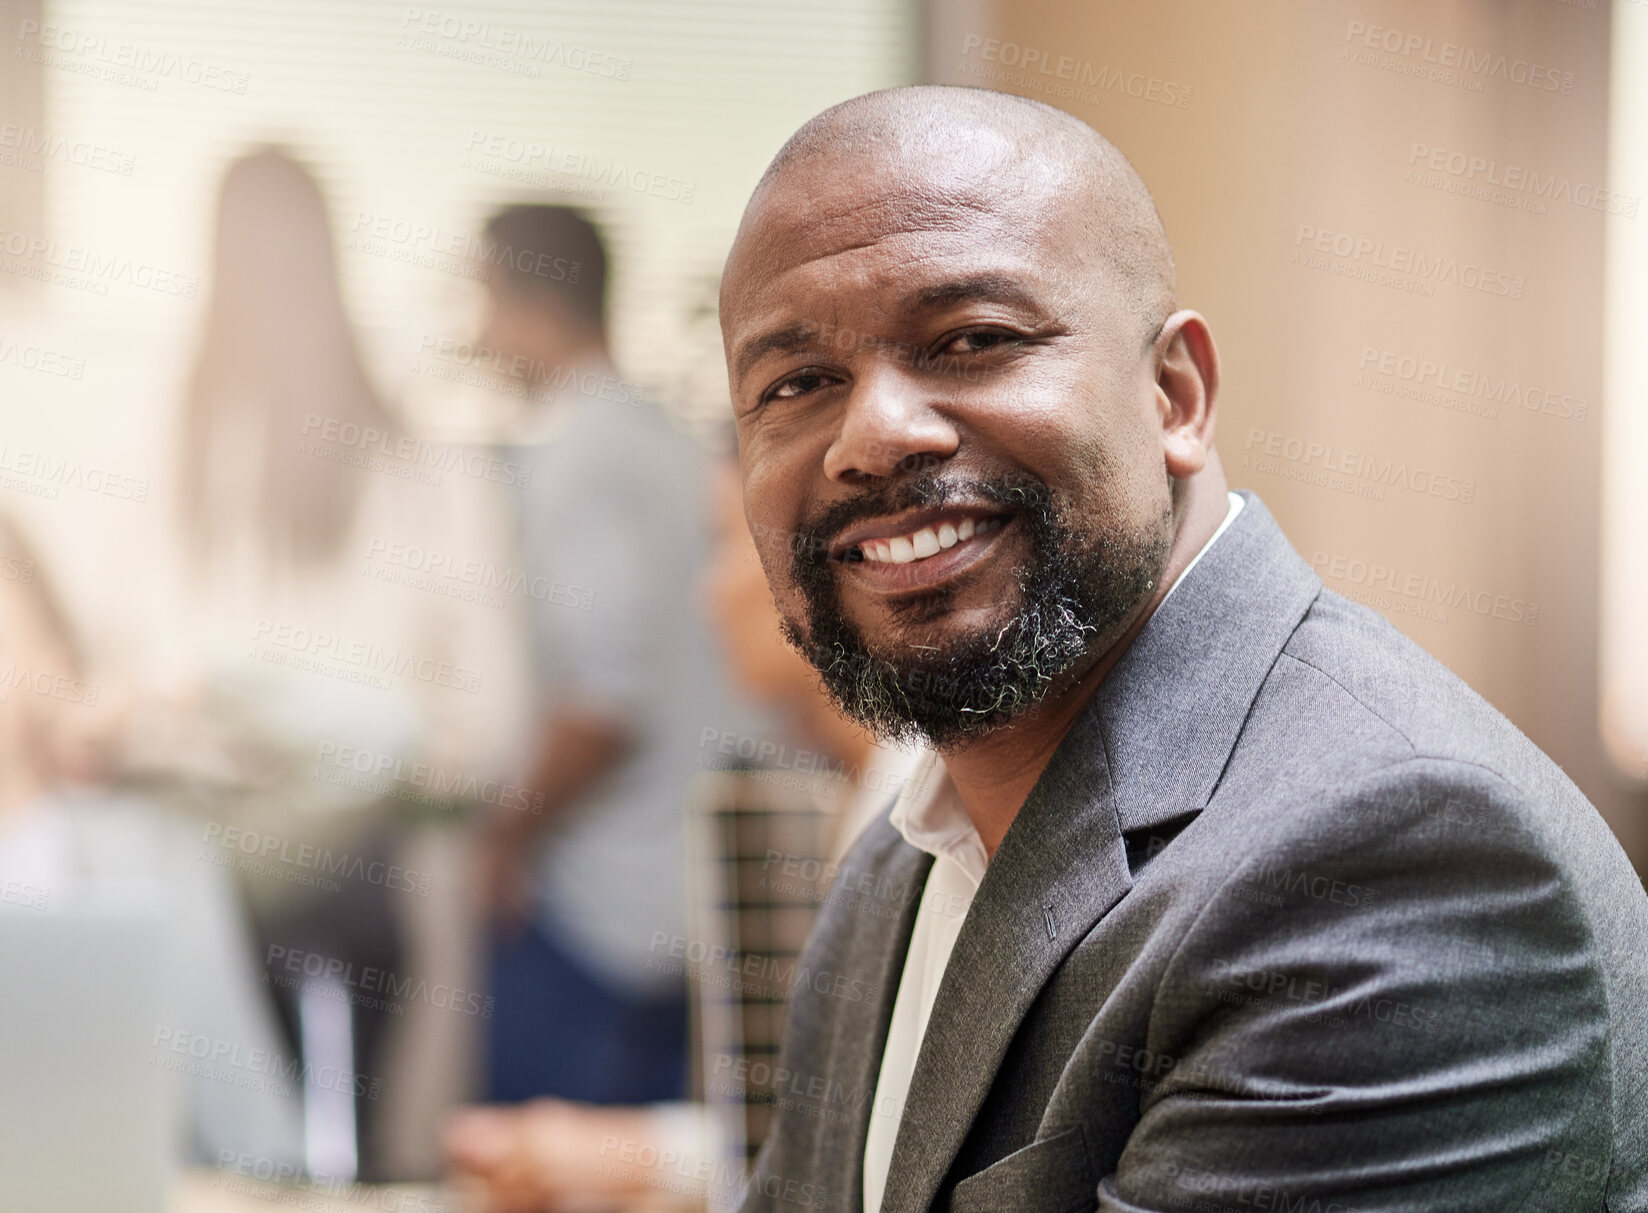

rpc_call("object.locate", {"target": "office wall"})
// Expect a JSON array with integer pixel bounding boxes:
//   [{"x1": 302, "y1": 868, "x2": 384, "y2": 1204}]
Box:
[
  {"x1": 0, "y1": 0, "x2": 45, "y2": 242},
  {"x1": 925, "y1": 0, "x2": 1646, "y2": 861}
]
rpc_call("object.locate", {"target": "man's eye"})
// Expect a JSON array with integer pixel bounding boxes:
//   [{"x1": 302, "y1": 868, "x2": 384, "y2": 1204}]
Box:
[
  {"x1": 936, "y1": 329, "x2": 1019, "y2": 357},
  {"x1": 767, "y1": 371, "x2": 834, "y2": 401}
]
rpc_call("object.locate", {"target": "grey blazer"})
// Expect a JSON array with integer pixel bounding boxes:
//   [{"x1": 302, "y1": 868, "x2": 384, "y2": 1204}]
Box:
[{"x1": 740, "y1": 491, "x2": 1648, "y2": 1213}]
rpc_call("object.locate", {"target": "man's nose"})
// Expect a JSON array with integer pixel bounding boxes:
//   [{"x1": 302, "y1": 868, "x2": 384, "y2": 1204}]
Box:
[{"x1": 821, "y1": 365, "x2": 959, "y2": 483}]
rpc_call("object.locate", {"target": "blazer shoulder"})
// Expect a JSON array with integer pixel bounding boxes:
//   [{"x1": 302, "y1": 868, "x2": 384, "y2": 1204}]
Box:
[
  {"x1": 1151, "y1": 752, "x2": 1648, "y2": 1206},
  {"x1": 1272, "y1": 587, "x2": 1565, "y2": 788}
]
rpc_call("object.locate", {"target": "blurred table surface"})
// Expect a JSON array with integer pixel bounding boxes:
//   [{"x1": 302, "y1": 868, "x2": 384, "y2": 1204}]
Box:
[
  {"x1": 173, "y1": 1170, "x2": 701, "y2": 1212},
  {"x1": 174, "y1": 1170, "x2": 456, "y2": 1211}
]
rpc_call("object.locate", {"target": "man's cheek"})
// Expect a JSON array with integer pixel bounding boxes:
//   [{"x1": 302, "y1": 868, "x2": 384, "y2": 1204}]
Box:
[
  {"x1": 748, "y1": 528, "x2": 796, "y2": 585},
  {"x1": 770, "y1": 580, "x2": 822, "y2": 647},
  {"x1": 747, "y1": 532, "x2": 810, "y2": 617}
]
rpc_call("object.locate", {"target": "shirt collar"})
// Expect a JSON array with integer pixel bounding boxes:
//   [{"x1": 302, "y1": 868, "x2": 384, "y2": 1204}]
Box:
[
  {"x1": 886, "y1": 490, "x2": 1246, "y2": 880},
  {"x1": 887, "y1": 749, "x2": 986, "y2": 888},
  {"x1": 1158, "y1": 491, "x2": 1244, "y2": 609}
]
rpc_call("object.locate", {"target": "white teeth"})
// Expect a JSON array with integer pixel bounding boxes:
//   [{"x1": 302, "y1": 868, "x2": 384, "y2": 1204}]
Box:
[{"x1": 855, "y1": 516, "x2": 1002, "y2": 564}]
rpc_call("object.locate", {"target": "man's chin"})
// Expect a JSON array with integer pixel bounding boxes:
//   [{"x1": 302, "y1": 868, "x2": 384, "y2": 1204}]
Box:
[{"x1": 783, "y1": 616, "x2": 1065, "y2": 750}]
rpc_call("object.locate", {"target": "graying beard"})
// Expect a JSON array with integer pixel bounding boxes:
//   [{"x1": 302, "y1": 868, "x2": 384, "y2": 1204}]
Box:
[
  {"x1": 799, "y1": 572, "x2": 1103, "y2": 748},
  {"x1": 784, "y1": 480, "x2": 1166, "y2": 749}
]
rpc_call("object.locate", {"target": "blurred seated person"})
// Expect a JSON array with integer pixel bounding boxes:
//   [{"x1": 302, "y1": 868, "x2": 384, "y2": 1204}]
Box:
[
  {"x1": 700, "y1": 454, "x2": 917, "y2": 855},
  {"x1": 0, "y1": 514, "x2": 304, "y2": 1168},
  {"x1": 446, "y1": 449, "x2": 919, "y2": 1211}
]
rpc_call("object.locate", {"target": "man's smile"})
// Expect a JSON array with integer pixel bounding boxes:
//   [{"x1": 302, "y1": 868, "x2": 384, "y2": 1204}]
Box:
[{"x1": 827, "y1": 507, "x2": 1018, "y2": 594}]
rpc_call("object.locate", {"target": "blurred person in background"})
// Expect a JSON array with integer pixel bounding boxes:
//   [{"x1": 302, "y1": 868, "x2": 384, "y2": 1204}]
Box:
[
  {"x1": 445, "y1": 445, "x2": 917, "y2": 1212},
  {"x1": 469, "y1": 204, "x2": 754, "y2": 1110},
  {"x1": 0, "y1": 513, "x2": 305, "y2": 1167},
  {"x1": 161, "y1": 146, "x2": 525, "y2": 1178},
  {"x1": 180, "y1": 146, "x2": 395, "y2": 581}
]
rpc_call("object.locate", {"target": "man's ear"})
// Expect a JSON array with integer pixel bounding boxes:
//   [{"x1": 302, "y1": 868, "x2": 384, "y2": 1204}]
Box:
[{"x1": 1153, "y1": 310, "x2": 1219, "y2": 479}]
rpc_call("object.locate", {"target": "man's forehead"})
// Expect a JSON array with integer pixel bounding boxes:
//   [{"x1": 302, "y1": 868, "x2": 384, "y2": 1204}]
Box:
[
  {"x1": 739, "y1": 138, "x2": 1062, "y2": 252},
  {"x1": 745, "y1": 217, "x2": 1041, "y2": 297},
  {"x1": 724, "y1": 160, "x2": 1073, "y2": 326}
]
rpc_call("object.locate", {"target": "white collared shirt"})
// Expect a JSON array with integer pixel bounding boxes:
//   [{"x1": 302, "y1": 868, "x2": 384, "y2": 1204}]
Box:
[{"x1": 861, "y1": 491, "x2": 1243, "y2": 1213}]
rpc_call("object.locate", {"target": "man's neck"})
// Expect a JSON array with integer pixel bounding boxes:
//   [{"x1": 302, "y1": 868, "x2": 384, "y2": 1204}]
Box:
[{"x1": 940, "y1": 467, "x2": 1232, "y2": 857}]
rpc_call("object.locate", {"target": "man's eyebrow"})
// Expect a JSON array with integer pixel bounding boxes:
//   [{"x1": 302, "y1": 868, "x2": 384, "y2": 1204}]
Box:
[
  {"x1": 733, "y1": 322, "x2": 817, "y2": 385},
  {"x1": 908, "y1": 274, "x2": 1044, "y2": 315},
  {"x1": 732, "y1": 276, "x2": 1045, "y2": 386}
]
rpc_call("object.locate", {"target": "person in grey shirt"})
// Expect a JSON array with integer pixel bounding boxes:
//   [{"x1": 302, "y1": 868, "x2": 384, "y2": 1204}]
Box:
[
  {"x1": 474, "y1": 205, "x2": 749, "y2": 1106},
  {"x1": 718, "y1": 88, "x2": 1648, "y2": 1211}
]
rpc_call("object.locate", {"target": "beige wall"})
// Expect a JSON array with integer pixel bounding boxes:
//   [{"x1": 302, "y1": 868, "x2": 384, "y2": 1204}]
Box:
[
  {"x1": 926, "y1": 0, "x2": 1647, "y2": 863},
  {"x1": 0, "y1": 0, "x2": 45, "y2": 254}
]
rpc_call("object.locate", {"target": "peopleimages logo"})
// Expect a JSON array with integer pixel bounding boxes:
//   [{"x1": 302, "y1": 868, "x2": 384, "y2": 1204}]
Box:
[
  {"x1": 1207, "y1": 957, "x2": 1443, "y2": 1034},
  {"x1": 0, "y1": 335, "x2": 85, "y2": 379},
  {"x1": 1292, "y1": 224, "x2": 1525, "y2": 300},
  {"x1": 0, "y1": 554, "x2": 34, "y2": 583},
  {"x1": 413, "y1": 335, "x2": 646, "y2": 405},
  {"x1": 0, "y1": 229, "x2": 199, "y2": 298},
  {"x1": 299, "y1": 413, "x2": 531, "y2": 489},
  {"x1": 1342, "y1": 20, "x2": 1575, "y2": 94},
  {"x1": 0, "y1": 445, "x2": 149, "y2": 503},
  {"x1": 958, "y1": 33, "x2": 1192, "y2": 109},
  {"x1": 594, "y1": 1136, "x2": 826, "y2": 1209},
  {"x1": 463, "y1": 130, "x2": 696, "y2": 204},
  {"x1": 214, "y1": 1152, "x2": 447, "y2": 1212},
  {"x1": 397, "y1": 8, "x2": 632, "y2": 81},
  {"x1": 1407, "y1": 143, "x2": 1637, "y2": 217},
  {"x1": 647, "y1": 932, "x2": 879, "y2": 1004},
  {"x1": 311, "y1": 741, "x2": 544, "y2": 813},
  {"x1": 200, "y1": 821, "x2": 434, "y2": 895},
  {"x1": 1354, "y1": 347, "x2": 1588, "y2": 423},
  {"x1": 1242, "y1": 428, "x2": 1477, "y2": 505},
  {"x1": 265, "y1": 944, "x2": 494, "y2": 1019},
  {"x1": 0, "y1": 661, "x2": 99, "y2": 706},
  {"x1": 347, "y1": 210, "x2": 582, "y2": 287},
  {"x1": 0, "y1": 123, "x2": 135, "y2": 176},
  {"x1": 696, "y1": 727, "x2": 915, "y2": 796},
  {"x1": 0, "y1": 877, "x2": 48, "y2": 911},
  {"x1": 150, "y1": 1026, "x2": 382, "y2": 1102},
  {"x1": 252, "y1": 618, "x2": 484, "y2": 693},
  {"x1": 1312, "y1": 551, "x2": 1540, "y2": 627},
  {"x1": 15, "y1": 19, "x2": 251, "y2": 93}
]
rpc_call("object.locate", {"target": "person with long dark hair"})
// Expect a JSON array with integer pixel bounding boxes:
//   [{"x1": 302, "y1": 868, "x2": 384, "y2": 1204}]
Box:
[
  {"x1": 179, "y1": 147, "x2": 395, "y2": 577},
  {"x1": 165, "y1": 147, "x2": 527, "y2": 1180}
]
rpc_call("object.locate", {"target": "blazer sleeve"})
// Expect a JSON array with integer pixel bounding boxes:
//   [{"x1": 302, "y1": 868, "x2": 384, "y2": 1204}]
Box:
[{"x1": 1094, "y1": 757, "x2": 1619, "y2": 1213}]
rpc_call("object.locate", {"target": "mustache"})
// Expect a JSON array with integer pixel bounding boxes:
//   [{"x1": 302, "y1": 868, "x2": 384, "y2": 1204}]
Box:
[{"x1": 793, "y1": 472, "x2": 1054, "y2": 566}]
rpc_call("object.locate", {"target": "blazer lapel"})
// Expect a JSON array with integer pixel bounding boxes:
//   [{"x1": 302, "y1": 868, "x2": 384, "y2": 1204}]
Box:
[
  {"x1": 877, "y1": 695, "x2": 1132, "y2": 1213},
  {"x1": 794, "y1": 818, "x2": 933, "y2": 1207}
]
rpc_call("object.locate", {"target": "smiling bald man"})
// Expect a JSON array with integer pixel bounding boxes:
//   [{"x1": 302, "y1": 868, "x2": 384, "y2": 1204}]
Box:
[{"x1": 719, "y1": 87, "x2": 1648, "y2": 1213}]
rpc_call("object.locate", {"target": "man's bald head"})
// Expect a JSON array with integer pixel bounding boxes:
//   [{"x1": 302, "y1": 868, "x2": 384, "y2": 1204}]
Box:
[{"x1": 737, "y1": 85, "x2": 1177, "y2": 343}]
